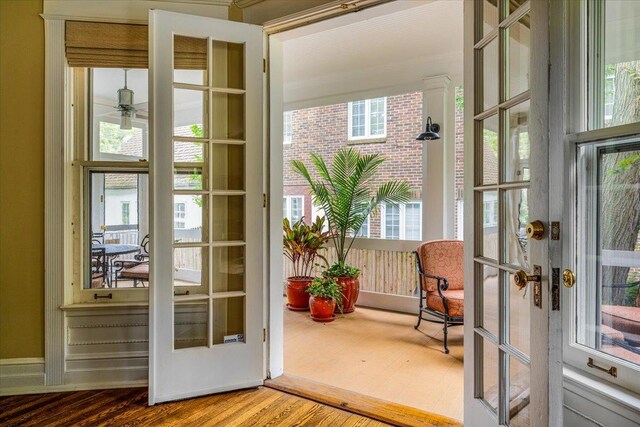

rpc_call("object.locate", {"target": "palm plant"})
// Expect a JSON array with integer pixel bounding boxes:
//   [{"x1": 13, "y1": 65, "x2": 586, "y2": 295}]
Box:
[{"x1": 292, "y1": 148, "x2": 412, "y2": 275}]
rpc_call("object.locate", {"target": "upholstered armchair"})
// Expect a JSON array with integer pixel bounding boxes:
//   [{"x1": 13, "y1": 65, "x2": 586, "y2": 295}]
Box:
[{"x1": 414, "y1": 240, "x2": 464, "y2": 354}]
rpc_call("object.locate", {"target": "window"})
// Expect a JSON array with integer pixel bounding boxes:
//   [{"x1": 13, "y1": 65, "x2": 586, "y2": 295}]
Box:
[
  {"x1": 483, "y1": 198, "x2": 498, "y2": 227},
  {"x1": 174, "y1": 202, "x2": 186, "y2": 229},
  {"x1": 283, "y1": 196, "x2": 304, "y2": 223},
  {"x1": 381, "y1": 201, "x2": 422, "y2": 240},
  {"x1": 356, "y1": 217, "x2": 370, "y2": 238},
  {"x1": 121, "y1": 202, "x2": 130, "y2": 225},
  {"x1": 348, "y1": 97, "x2": 387, "y2": 140},
  {"x1": 283, "y1": 111, "x2": 293, "y2": 145},
  {"x1": 312, "y1": 204, "x2": 369, "y2": 237}
]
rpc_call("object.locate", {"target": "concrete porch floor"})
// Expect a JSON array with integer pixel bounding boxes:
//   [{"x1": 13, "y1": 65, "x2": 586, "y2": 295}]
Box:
[{"x1": 284, "y1": 301, "x2": 464, "y2": 421}]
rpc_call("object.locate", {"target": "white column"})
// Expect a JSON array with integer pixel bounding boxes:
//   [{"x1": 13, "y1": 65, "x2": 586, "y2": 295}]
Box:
[{"x1": 422, "y1": 75, "x2": 455, "y2": 242}]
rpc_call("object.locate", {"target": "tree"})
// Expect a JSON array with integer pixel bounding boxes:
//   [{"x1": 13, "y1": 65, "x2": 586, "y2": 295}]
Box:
[{"x1": 601, "y1": 61, "x2": 640, "y2": 305}]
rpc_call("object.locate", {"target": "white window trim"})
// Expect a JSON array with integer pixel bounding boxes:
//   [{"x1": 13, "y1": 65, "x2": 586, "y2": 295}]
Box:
[
  {"x1": 174, "y1": 202, "x2": 186, "y2": 229},
  {"x1": 347, "y1": 97, "x2": 387, "y2": 141},
  {"x1": 380, "y1": 201, "x2": 422, "y2": 240},
  {"x1": 283, "y1": 111, "x2": 293, "y2": 145},
  {"x1": 283, "y1": 195, "x2": 304, "y2": 223}
]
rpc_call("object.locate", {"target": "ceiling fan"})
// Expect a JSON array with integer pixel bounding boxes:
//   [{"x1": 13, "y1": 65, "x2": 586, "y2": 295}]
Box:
[{"x1": 115, "y1": 69, "x2": 148, "y2": 128}]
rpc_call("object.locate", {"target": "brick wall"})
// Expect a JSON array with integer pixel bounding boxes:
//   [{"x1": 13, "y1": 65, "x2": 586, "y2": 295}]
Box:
[
  {"x1": 454, "y1": 86, "x2": 465, "y2": 239},
  {"x1": 283, "y1": 90, "x2": 465, "y2": 239}
]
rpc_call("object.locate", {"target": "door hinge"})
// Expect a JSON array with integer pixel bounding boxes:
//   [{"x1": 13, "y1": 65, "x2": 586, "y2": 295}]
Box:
[
  {"x1": 263, "y1": 193, "x2": 267, "y2": 208},
  {"x1": 263, "y1": 328, "x2": 267, "y2": 342},
  {"x1": 263, "y1": 58, "x2": 266, "y2": 73}
]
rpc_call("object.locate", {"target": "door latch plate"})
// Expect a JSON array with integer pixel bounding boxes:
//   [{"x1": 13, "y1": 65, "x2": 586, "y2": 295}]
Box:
[
  {"x1": 551, "y1": 221, "x2": 560, "y2": 240},
  {"x1": 533, "y1": 265, "x2": 542, "y2": 308},
  {"x1": 552, "y1": 268, "x2": 560, "y2": 311}
]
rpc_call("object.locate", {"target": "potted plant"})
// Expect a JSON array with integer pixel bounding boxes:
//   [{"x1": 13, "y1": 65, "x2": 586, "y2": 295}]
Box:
[
  {"x1": 306, "y1": 277, "x2": 343, "y2": 322},
  {"x1": 292, "y1": 148, "x2": 411, "y2": 313},
  {"x1": 283, "y1": 216, "x2": 331, "y2": 311}
]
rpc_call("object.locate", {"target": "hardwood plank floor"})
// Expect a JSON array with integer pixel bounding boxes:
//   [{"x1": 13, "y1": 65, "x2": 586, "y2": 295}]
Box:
[
  {"x1": 284, "y1": 302, "x2": 464, "y2": 421},
  {"x1": 0, "y1": 387, "x2": 390, "y2": 426}
]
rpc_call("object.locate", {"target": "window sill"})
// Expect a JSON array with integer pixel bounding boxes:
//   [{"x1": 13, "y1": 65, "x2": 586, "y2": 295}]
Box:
[
  {"x1": 563, "y1": 365, "x2": 640, "y2": 413},
  {"x1": 347, "y1": 137, "x2": 386, "y2": 145},
  {"x1": 61, "y1": 301, "x2": 149, "y2": 311}
]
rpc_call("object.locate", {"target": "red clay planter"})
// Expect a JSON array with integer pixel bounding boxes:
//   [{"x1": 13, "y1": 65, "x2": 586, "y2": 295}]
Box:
[
  {"x1": 309, "y1": 296, "x2": 337, "y2": 322},
  {"x1": 286, "y1": 277, "x2": 313, "y2": 311},
  {"x1": 334, "y1": 276, "x2": 360, "y2": 314}
]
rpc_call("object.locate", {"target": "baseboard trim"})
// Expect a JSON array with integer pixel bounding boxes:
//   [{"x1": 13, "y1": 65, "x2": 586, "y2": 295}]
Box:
[
  {"x1": 0, "y1": 358, "x2": 45, "y2": 392},
  {"x1": 265, "y1": 374, "x2": 462, "y2": 427},
  {"x1": 0, "y1": 380, "x2": 148, "y2": 397},
  {"x1": 356, "y1": 290, "x2": 419, "y2": 315}
]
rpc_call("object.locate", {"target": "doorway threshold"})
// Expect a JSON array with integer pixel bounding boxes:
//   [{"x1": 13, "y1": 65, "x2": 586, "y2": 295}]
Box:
[{"x1": 265, "y1": 375, "x2": 462, "y2": 427}]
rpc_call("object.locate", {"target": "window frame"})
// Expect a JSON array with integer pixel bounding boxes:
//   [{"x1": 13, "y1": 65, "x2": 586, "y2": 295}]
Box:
[
  {"x1": 283, "y1": 195, "x2": 304, "y2": 223},
  {"x1": 174, "y1": 202, "x2": 186, "y2": 229},
  {"x1": 347, "y1": 97, "x2": 387, "y2": 141},
  {"x1": 380, "y1": 201, "x2": 423, "y2": 241}
]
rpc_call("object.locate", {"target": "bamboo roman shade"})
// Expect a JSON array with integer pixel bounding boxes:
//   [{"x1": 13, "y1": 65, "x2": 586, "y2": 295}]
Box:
[{"x1": 65, "y1": 21, "x2": 207, "y2": 69}]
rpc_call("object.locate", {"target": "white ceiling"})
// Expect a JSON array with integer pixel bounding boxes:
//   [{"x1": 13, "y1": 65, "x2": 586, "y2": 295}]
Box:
[{"x1": 282, "y1": 0, "x2": 464, "y2": 108}]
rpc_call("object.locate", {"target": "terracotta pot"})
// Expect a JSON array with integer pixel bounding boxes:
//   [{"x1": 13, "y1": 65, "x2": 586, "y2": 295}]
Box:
[
  {"x1": 334, "y1": 275, "x2": 360, "y2": 314},
  {"x1": 286, "y1": 277, "x2": 313, "y2": 311},
  {"x1": 309, "y1": 295, "x2": 336, "y2": 322}
]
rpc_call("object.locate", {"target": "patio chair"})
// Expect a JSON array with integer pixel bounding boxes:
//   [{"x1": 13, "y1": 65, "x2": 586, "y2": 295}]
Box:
[
  {"x1": 113, "y1": 234, "x2": 149, "y2": 287},
  {"x1": 414, "y1": 240, "x2": 464, "y2": 354},
  {"x1": 91, "y1": 247, "x2": 107, "y2": 288},
  {"x1": 601, "y1": 280, "x2": 640, "y2": 355}
]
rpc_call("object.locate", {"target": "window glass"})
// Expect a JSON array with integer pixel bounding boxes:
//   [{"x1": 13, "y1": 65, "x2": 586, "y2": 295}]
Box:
[
  {"x1": 283, "y1": 196, "x2": 304, "y2": 224},
  {"x1": 351, "y1": 100, "x2": 366, "y2": 138},
  {"x1": 349, "y1": 98, "x2": 386, "y2": 139},
  {"x1": 385, "y1": 204, "x2": 400, "y2": 240},
  {"x1": 283, "y1": 111, "x2": 293, "y2": 144},
  {"x1": 590, "y1": 1, "x2": 640, "y2": 129},
  {"x1": 405, "y1": 202, "x2": 422, "y2": 240}
]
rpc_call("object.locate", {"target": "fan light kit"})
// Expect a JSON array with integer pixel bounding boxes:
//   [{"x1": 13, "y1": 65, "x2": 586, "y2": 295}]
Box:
[{"x1": 116, "y1": 69, "x2": 136, "y2": 130}]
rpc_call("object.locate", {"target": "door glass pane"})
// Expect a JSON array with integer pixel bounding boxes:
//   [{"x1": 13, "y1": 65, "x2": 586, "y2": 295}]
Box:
[
  {"x1": 173, "y1": 195, "x2": 206, "y2": 243},
  {"x1": 591, "y1": 1, "x2": 640, "y2": 129},
  {"x1": 213, "y1": 297, "x2": 245, "y2": 345},
  {"x1": 212, "y1": 246, "x2": 245, "y2": 293},
  {"x1": 481, "y1": 337, "x2": 499, "y2": 413},
  {"x1": 174, "y1": 141, "x2": 206, "y2": 163},
  {"x1": 508, "y1": 271, "x2": 530, "y2": 357},
  {"x1": 212, "y1": 195, "x2": 244, "y2": 241},
  {"x1": 174, "y1": 89, "x2": 208, "y2": 138},
  {"x1": 481, "y1": 0, "x2": 499, "y2": 39},
  {"x1": 507, "y1": 14, "x2": 531, "y2": 98},
  {"x1": 505, "y1": 188, "x2": 529, "y2": 268},
  {"x1": 174, "y1": 167, "x2": 206, "y2": 191},
  {"x1": 481, "y1": 191, "x2": 499, "y2": 261},
  {"x1": 173, "y1": 35, "x2": 207, "y2": 85},
  {"x1": 212, "y1": 93, "x2": 245, "y2": 140},
  {"x1": 482, "y1": 115, "x2": 499, "y2": 185},
  {"x1": 482, "y1": 37, "x2": 499, "y2": 111},
  {"x1": 174, "y1": 247, "x2": 208, "y2": 293},
  {"x1": 174, "y1": 301, "x2": 208, "y2": 349},
  {"x1": 577, "y1": 141, "x2": 640, "y2": 366},
  {"x1": 212, "y1": 41, "x2": 245, "y2": 90},
  {"x1": 211, "y1": 144, "x2": 244, "y2": 191},
  {"x1": 505, "y1": 101, "x2": 530, "y2": 182},
  {"x1": 508, "y1": 356, "x2": 531, "y2": 427},
  {"x1": 482, "y1": 264, "x2": 500, "y2": 337}
]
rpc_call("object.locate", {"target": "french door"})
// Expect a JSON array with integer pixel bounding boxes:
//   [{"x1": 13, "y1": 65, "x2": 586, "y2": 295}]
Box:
[
  {"x1": 464, "y1": 0, "x2": 558, "y2": 425},
  {"x1": 148, "y1": 10, "x2": 264, "y2": 404}
]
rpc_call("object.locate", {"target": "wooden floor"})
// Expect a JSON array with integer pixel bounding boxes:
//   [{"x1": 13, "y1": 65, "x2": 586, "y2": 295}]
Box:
[
  {"x1": 0, "y1": 387, "x2": 390, "y2": 426},
  {"x1": 284, "y1": 303, "x2": 464, "y2": 421}
]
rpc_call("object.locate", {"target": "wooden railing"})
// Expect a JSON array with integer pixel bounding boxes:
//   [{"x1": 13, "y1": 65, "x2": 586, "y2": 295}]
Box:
[{"x1": 283, "y1": 239, "x2": 420, "y2": 297}]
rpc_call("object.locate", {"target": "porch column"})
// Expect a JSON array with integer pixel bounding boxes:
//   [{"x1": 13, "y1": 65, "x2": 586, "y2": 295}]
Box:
[{"x1": 422, "y1": 75, "x2": 455, "y2": 242}]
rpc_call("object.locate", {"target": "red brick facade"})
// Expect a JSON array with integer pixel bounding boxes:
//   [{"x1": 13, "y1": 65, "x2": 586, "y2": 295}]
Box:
[{"x1": 283, "y1": 90, "x2": 465, "y2": 239}]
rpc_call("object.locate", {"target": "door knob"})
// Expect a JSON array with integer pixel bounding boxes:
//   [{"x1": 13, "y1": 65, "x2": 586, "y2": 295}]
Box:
[
  {"x1": 562, "y1": 269, "x2": 576, "y2": 288},
  {"x1": 514, "y1": 269, "x2": 541, "y2": 290},
  {"x1": 526, "y1": 220, "x2": 545, "y2": 240}
]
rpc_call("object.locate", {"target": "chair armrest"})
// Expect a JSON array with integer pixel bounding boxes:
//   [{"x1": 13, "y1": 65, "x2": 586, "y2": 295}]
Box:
[{"x1": 113, "y1": 259, "x2": 148, "y2": 273}]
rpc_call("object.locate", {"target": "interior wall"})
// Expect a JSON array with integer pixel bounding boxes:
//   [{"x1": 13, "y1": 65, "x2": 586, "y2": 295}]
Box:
[{"x1": 0, "y1": 0, "x2": 45, "y2": 359}]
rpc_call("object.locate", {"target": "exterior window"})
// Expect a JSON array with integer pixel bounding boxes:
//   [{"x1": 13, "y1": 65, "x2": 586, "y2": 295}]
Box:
[
  {"x1": 356, "y1": 217, "x2": 370, "y2": 238},
  {"x1": 382, "y1": 201, "x2": 422, "y2": 240},
  {"x1": 483, "y1": 199, "x2": 498, "y2": 227},
  {"x1": 348, "y1": 97, "x2": 387, "y2": 140},
  {"x1": 174, "y1": 202, "x2": 186, "y2": 229},
  {"x1": 283, "y1": 196, "x2": 304, "y2": 223},
  {"x1": 283, "y1": 111, "x2": 293, "y2": 145},
  {"x1": 121, "y1": 202, "x2": 130, "y2": 225}
]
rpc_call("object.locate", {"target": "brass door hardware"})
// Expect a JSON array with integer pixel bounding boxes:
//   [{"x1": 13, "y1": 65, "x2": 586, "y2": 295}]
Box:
[
  {"x1": 587, "y1": 358, "x2": 617, "y2": 377},
  {"x1": 562, "y1": 269, "x2": 576, "y2": 288},
  {"x1": 514, "y1": 269, "x2": 541, "y2": 290},
  {"x1": 551, "y1": 221, "x2": 560, "y2": 240},
  {"x1": 526, "y1": 220, "x2": 545, "y2": 240}
]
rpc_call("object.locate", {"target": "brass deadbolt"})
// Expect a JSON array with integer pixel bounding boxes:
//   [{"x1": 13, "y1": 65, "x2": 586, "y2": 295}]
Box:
[
  {"x1": 514, "y1": 270, "x2": 541, "y2": 290},
  {"x1": 526, "y1": 220, "x2": 545, "y2": 240},
  {"x1": 562, "y1": 269, "x2": 576, "y2": 288}
]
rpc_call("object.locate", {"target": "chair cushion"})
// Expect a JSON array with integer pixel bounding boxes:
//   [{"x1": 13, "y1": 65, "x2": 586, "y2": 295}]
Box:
[
  {"x1": 426, "y1": 289, "x2": 464, "y2": 318},
  {"x1": 602, "y1": 305, "x2": 640, "y2": 346},
  {"x1": 120, "y1": 263, "x2": 149, "y2": 280},
  {"x1": 417, "y1": 240, "x2": 464, "y2": 291}
]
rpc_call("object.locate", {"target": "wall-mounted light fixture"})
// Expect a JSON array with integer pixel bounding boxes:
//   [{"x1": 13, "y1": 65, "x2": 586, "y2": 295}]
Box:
[{"x1": 416, "y1": 116, "x2": 441, "y2": 141}]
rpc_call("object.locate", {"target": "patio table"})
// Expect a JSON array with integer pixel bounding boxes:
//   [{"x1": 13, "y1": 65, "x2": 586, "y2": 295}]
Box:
[{"x1": 92, "y1": 244, "x2": 141, "y2": 287}]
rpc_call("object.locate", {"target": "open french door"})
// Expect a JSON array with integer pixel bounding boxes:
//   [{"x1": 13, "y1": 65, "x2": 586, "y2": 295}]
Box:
[
  {"x1": 463, "y1": 0, "x2": 560, "y2": 425},
  {"x1": 148, "y1": 10, "x2": 264, "y2": 404}
]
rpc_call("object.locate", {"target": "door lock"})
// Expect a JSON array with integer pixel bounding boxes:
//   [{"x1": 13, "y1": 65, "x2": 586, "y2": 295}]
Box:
[
  {"x1": 526, "y1": 220, "x2": 545, "y2": 240},
  {"x1": 513, "y1": 269, "x2": 541, "y2": 290},
  {"x1": 562, "y1": 269, "x2": 576, "y2": 288}
]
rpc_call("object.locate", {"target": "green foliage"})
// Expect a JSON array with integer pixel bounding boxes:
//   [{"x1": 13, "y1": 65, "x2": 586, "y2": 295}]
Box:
[
  {"x1": 190, "y1": 124, "x2": 204, "y2": 138},
  {"x1": 455, "y1": 85, "x2": 464, "y2": 111},
  {"x1": 323, "y1": 263, "x2": 360, "y2": 279},
  {"x1": 283, "y1": 216, "x2": 331, "y2": 278},
  {"x1": 291, "y1": 148, "x2": 412, "y2": 271},
  {"x1": 306, "y1": 276, "x2": 344, "y2": 312},
  {"x1": 99, "y1": 122, "x2": 135, "y2": 154},
  {"x1": 188, "y1": 125, "x2": 205, "y2": 207},
  {"x1": 607, "y1": 153, "x2": 640, "y2": 175},
  {"x1": 624, "y1": 283, "x2": 639, "y2": 307},
  {"x1": 483, "y1": 129, "x2": 498, "y2": 155}
]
